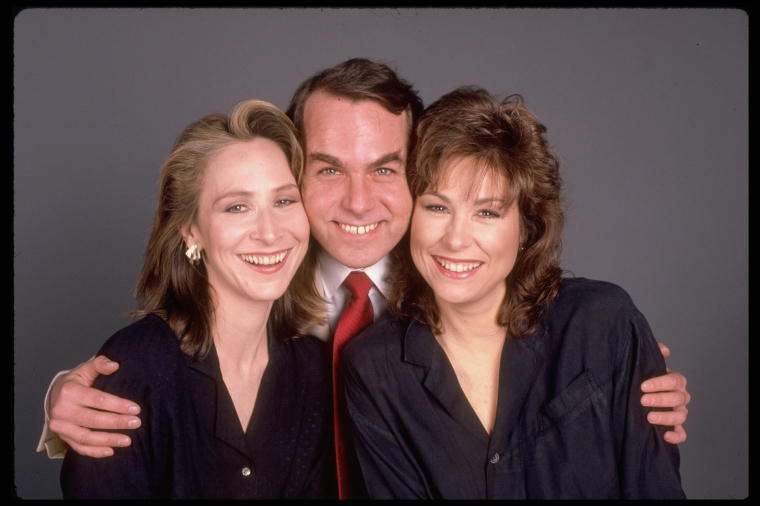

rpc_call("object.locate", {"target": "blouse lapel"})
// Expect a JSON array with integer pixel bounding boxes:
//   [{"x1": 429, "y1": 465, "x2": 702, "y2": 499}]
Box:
[
  {"x1": 489, "y1": 334, "x2": 539, "y2": 451},
  {"x1": 244, "y1": 323, "x2": 283, "y2": 454},
  {"x1": 187, "y1": 345, "x2": 249, "y2": 456},
  {"x1": 405, "y1": 320, "x2": 490, "y2": 447}
]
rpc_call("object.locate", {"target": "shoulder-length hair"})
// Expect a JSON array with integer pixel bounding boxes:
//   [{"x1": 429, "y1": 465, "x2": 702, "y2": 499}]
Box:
[
  {"x1": 132, "y1": 99, "x2": 325, "y2": 360},
  {"x1": 388, "y1": 87, "x2": 564, "y2": 339}
]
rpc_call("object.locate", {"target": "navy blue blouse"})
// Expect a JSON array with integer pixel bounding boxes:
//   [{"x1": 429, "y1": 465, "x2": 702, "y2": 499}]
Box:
[
  {"x1": 342, "y1": 278, "x2": 686, "y2": 499},
  {"x1": 61, "y1": 314, "x2": 336, "y2": 499}
]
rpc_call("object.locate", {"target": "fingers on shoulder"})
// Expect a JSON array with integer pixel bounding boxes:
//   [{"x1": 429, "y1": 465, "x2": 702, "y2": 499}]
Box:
[
  {"x1": 644, "y1": 371, "x2": 687, "y2": 393},
  {"x1": 664, "y1": 425, "x2": 687, "y2": 444},
  {"x1": 648, "y1": 408, "x2": 688, "y2": 427},
  {"x1": 642, "y1": 391, "x2": 689, "y2": 408},
  {"x1": 59, "y1": 425, "x2": 134, "y2": 457},
  {"x1": 92, "y1": 355, "x2": 120, "y2": 374}
]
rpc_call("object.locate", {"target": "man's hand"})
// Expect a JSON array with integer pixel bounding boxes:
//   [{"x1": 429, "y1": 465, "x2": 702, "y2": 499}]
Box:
[
  {"x1": 48, "y1": 355, "x2": 141, "y2": 458},
  {"x1": 640, "y1": 343, "x2": 690, "y2": 444}
]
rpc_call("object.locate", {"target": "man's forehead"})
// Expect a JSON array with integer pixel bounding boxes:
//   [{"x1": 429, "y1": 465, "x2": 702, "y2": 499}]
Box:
[{"x1": 301, "y1": 91, "x2": 409, "y2": 148}]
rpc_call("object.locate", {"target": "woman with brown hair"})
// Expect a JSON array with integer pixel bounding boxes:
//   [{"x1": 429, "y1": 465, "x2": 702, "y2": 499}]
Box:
[
  {"x1": 342, "y1": 87, "x2": 686, "y2": 499},
  {"x1": 60, "y1": 100, "x2": 334, "y2": 499}
]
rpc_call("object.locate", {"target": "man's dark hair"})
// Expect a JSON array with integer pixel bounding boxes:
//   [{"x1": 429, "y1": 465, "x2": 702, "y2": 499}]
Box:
[{"x1": 286, "y1": 58, "x2": 424, "y2": 150}]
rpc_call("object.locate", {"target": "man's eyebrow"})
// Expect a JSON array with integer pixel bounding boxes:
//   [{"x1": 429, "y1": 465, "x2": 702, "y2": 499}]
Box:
[
  {"x1": 369, "y1": 151, "x2": 405, "y2": 169},
  {"x1": 307, "y1": 152, "x2": 344, "y2": 168}
]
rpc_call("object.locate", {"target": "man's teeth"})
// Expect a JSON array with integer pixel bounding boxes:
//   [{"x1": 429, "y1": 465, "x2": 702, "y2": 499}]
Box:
[
  {"x1": 435, "y1": 257, "x2": 482, "y2": 273},
  {"x1": 242, "y1": 252, "x2": 287, "y2": 265},
  {"x1": 339, "y1": 223, "x2": 378, "y2": 235}
]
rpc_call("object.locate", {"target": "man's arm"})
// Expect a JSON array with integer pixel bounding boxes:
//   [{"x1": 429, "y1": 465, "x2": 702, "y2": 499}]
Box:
[
  {"x1": 40, "y1": 356, "x2": 142, "y2": 458},
  {"x1": 641, "y1": 343, "x2": 690, "y2": 443}
]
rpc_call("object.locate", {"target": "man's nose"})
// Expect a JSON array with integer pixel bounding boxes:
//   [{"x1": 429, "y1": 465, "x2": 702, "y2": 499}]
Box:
[{"x1": 341, "y1": 175, "x2": 376, "y2": 215}]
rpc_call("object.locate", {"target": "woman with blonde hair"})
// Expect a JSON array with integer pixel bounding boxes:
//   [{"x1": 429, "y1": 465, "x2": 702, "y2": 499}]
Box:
[
  {"x1": 343, "y1": 87, "x2": 685, "y2": 499},
  {"x1": 61, "y1": 100, "x2": 334, "y2": 499}
]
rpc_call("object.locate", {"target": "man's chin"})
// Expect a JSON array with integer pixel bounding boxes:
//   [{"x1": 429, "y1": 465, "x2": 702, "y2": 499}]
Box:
[{"x1": 322, "y1": 243, "x2": 389, "y2": 269}]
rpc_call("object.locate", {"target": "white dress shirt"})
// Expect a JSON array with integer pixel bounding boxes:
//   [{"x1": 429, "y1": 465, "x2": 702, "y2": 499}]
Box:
[{"x1": 309, "y1": 248, "x2": 392, "y2": 342}]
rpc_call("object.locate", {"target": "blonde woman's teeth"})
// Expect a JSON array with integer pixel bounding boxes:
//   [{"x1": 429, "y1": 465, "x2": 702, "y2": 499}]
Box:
[
  {"x1": 435, "y1": 257, "x2": 482, "y2": 272},
  {"x1": 242, "y1": 252, "x2": 287, "y2": 265},
  {"x1": 339, "y1": 223, "x2": 378, "y2": 235}
]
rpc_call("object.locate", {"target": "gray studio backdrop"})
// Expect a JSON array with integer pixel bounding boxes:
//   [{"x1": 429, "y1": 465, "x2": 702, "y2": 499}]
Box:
[{"x1": 14, "y1": 9, "x2": 747, "y2": 499}]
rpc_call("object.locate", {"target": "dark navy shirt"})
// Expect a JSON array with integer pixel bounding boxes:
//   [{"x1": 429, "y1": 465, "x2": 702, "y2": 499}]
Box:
[
  {"x1": 342, "y1": 278, "x2": 686, "y2": 499},
  {"x1": 61, "y1": 314, "x2": 336, "y2": 499}
]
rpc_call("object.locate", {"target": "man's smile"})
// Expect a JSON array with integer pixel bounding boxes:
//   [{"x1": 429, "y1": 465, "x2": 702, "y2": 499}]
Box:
[{"x1": 338, "y1": 222, "x2": 379, "y2": 235}]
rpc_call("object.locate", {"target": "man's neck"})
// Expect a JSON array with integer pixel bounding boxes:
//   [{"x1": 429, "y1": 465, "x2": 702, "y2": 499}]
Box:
[
  {"x1": 309, "y1": 247, "x2": 393, "y2": 341},
  {"x1": 317, "y1": 247, "x2": 393, "y2": 300}
]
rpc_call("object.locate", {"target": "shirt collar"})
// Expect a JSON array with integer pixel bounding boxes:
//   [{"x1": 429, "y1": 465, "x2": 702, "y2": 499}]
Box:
[{"x1": 317, "y1": 247, "x2": 392, "y2": 299}]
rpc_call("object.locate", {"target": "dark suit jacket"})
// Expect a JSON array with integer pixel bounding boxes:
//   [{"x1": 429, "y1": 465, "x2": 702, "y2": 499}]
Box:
[
  {"x1": 342, "y1": 277, "x2": 685, "y2": 499},
  {"x1": 61, "y1": 314, "x2": 336, "y2": 499}
]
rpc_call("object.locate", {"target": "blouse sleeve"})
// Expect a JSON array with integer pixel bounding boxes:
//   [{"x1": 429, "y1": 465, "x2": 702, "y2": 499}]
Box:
[
  {"x1": 343, "y1": 358, "x2": 429, "y2": 499},
  {"x1": 612, "y1": 309, "x2": 686, "y2": 499},
  {"x1": 59, "y1": 325, "x2": 173, "y2": 498},
  {"x1": 298, "y1": 422, "x2": 338, "y2": 499}
]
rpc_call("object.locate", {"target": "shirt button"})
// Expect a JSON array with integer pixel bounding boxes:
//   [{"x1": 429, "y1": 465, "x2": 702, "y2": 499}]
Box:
[
  {"x1": 241, "y1": 467, "x2": 251, "y2": 477},
  {"x1": 490, "y1": 453, "x2": 500, "y2": 464}
]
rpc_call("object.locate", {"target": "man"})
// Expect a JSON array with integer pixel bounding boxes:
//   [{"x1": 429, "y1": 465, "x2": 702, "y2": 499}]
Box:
[{"x1": 39, "y1": 59, "x2": 690, "y2": 496}]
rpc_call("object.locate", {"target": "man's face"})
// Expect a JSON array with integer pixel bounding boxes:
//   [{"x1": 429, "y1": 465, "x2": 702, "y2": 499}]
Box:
[{"x1": 301, "y1": 91, "x2": 413, "y2": 269}]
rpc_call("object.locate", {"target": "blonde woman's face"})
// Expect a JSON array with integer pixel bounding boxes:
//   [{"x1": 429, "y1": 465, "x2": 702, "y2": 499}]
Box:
[
  {"x1": 184, "y1": 138, "x2": 310, "y2": 307},
  {"x1": 410, "y1": 158, "x2": 521, "y2": 314}
]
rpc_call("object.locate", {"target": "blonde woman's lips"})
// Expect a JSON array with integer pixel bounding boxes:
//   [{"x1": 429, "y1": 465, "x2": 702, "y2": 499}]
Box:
[{"x1": 240, "y1": 249, "x2": 291, "y2": 273}]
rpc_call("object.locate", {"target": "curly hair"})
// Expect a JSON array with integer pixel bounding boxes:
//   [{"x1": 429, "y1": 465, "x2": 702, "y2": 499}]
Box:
[
  {"x1": 387, "y1": 87, "x2": 564, "y2": 339},
  {"x1": 132, "y1": 100, "x2": 325, "y2": 360}
]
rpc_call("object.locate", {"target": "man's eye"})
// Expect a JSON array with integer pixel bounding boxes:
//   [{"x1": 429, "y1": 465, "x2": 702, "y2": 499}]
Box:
[
  {"x1": 226, "y1": 204, "x2": 246, "y2": 213},
  {"x1": 376, "y1": 167, "x2": 394, "y2": 176},
  {"x1": 319, "y1": 167, "x2": 339, "y2": 175}
]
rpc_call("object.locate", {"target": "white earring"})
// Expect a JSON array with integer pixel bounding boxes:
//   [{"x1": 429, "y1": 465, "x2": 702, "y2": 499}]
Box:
[{"x1": 185, "y1": 243, "x2": 201, "y2": 265}]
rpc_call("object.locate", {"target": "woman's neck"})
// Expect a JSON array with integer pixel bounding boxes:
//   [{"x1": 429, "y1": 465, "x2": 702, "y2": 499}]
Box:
[
  {"x1": 212, "y1": 296, "x2": 272, "y2": 373},
  {"x1": 434, "y1": 289, "x2": 508, "y2": 436},
  {"x1": 211, "y1": 294, "x2": 273, "y2": 433},
  {"x1": 435, "y1": 288, "x2": 506, "y2": 349}
]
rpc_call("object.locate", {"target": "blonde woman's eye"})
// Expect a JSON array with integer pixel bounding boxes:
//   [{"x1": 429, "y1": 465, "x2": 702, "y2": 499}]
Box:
[
  {"x1": 276, "y1": 198, "x2": 298, "y2": 206},
  {"x1": 226, "y1": 204, "x2": 246, "y2": 213}
]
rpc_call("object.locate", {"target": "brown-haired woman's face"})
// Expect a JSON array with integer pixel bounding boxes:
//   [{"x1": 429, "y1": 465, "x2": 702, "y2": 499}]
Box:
[
  {"x1": 184, "y1": 138, "x2": 310, "y2": 307},
  {"x1": 410, "y1": 157, "x2": 521, "y2": 313}
]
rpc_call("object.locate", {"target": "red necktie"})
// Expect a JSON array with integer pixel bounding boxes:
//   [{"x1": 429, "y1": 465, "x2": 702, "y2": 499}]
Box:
[{"x1": 333, "y1": 271, "x2": 375, "y2": 499}]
